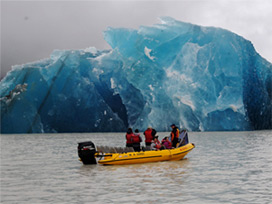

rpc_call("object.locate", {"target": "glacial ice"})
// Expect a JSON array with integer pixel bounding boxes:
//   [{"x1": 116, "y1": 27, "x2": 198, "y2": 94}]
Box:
[{"x1": 1, "y1": 17, "x2": 271, "y2": 133}]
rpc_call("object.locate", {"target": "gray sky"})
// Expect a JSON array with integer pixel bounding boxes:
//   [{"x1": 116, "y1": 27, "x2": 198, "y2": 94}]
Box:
[{"x1": 1, "y1": 0, "x2": 272, "y2": 79}]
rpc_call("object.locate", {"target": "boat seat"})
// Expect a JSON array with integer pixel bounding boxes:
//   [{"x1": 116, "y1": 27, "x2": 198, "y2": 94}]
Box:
[
  {"x1": 115, "y1": 147, "x2": 124, "y2": 153},
  {"x1": 127, "y1": 147, "x2": 135, "y2": 152},
  {"x1": 123, "y1": 147, "x2": 133, "y2": 152},
  {"x1": 121, "y1": 147, "x2": 127, "y2": 153},
  {"x1": 98, "y1": 146, "x2": 129, "y2": 153},
  {"x1": 123, "y1": 147, "x2": 129, "y2": 152},
  {"x1": 96, "y1": 146, "x2": 104, "y2": 153},
  {"x1": 100, "y1": 146, "x2": 108, "y2": 153},
  {"x1": 129, "y1": 147, "x2": 135, "y2": 152},
  {"x1": 109, "y1": 147, "x2": 117, "y2": 153},
  {"x1": 121, "y1": 147, "x2": 129, "y2": 153},
  {"x1": 144, "y1": 146, "x2": 151, "y2": 151}
]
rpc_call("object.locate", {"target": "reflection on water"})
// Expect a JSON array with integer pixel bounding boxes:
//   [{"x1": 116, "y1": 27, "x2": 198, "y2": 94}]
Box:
[
  {"x1": 75, "y1": 159, "x2": 193, "y2": 203},
  {"x1": 1, "y1": 131, "x2": 272, "y2": 203},
  {"x1": 79, "y1": 158, "x2": 190, "y2": 181}
]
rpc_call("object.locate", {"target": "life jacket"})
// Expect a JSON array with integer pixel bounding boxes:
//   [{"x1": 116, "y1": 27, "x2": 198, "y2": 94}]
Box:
[
  {"x1": 154, "y1": 140, "x2": 161, "y2": 149},
  {"x1": 126, "y1": 133, "x2": 133, "y2": 144},
  {"x1": 132, "y1": 134, "x2": 141, "y2": 143},
  {"x1": 171, "y1": 127, "x2": 180, "y2": 141},
  {"x1": 144, "y1": 129, "x2": 153, "y2": 143},
  {"x1": 162, "y1": 139, "x2": 172, "y2": 149}
]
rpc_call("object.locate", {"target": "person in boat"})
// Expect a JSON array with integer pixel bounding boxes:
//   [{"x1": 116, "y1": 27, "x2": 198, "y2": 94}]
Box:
[
  {"x1": 170, "y1": 124, "x2": 180, "y2": 148},
  {"x1": 161, "y1": 136, "x2": 172, "y2": 149},
  {"x1": 144, "y1": 126, "x2": 157, "y2": 147},
  {"x1": 151, "y1": 135, "x2": 162, "y2": 150},
  {"x1": 131, "y1": 129, "x2": 142, "y2": 151},
  {"x1": 125, "y1": 128, "x2": 134, "y2": 148}
]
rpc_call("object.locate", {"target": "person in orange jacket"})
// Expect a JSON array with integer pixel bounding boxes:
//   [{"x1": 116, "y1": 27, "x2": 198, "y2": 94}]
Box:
[{"x1": 170, "y1": 124, "x2": 179, "y2": 148}]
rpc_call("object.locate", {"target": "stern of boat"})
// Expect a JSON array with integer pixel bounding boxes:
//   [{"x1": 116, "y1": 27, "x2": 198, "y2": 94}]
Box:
[{"x1": 78, "y1": 141, "x2": 97, "y2": 165}]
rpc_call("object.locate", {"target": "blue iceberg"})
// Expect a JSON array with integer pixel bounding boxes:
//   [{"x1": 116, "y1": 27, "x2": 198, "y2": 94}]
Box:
[{"x1": 1, "y1": 17, "x2": 271, "y2": 133}]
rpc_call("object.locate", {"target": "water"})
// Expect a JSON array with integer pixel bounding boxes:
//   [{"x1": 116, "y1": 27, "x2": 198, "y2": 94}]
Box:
[{"x1": 1, "y1": 131, "x2": 272, "y2": 204}]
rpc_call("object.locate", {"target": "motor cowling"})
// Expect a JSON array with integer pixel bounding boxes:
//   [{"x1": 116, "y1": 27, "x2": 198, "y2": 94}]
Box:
[{"x1": 78, "y1": 141, "x2": 97, "y2": 164}]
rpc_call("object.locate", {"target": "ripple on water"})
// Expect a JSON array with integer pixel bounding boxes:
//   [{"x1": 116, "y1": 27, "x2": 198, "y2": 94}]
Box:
[{"x1": 1, "y1": 131, "x2": 272, "y2": 203}]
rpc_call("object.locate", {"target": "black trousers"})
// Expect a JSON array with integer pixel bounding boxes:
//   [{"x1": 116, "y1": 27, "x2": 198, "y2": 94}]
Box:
[
  {"x1": 133, "y1": 143, "x2": 141, "y2": 151},
  {"x1": 172, "y1": 137, "x2": 178, "y2": 148},
  {"x1": 145, "y1": 142, "x2": 151, "y2": 146}
]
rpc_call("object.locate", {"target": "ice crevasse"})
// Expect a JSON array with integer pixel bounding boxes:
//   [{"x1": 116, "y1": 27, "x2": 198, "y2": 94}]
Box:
[{"x1": 1, "y1": 17, "x2": 271, "y2": 133}]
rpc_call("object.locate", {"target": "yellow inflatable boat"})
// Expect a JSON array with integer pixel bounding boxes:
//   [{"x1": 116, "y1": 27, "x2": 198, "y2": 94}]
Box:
[{"x1": 78, "y1": 141, "x2": 195, "y2": 165}]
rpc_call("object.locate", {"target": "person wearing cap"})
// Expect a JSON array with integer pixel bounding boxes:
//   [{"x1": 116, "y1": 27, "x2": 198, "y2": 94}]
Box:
[
  {"x1": 144, "y1": 126, "x2": 157, "y2": 147},
  {"x1": 170, "y1": 124, "x2": 180, "y2": 148}
]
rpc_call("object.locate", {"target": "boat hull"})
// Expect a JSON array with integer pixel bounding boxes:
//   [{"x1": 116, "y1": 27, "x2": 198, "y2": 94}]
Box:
[{"x1": 97, "y1": 143, "x2": 195, "y2": 165}]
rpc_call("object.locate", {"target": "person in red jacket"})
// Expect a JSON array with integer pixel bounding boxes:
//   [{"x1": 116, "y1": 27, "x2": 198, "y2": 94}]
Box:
[
  {"x1": 144, "y1": 126, "x2": 157, "y2": 147},
  {"x1": 131, "y1": 129, "x2": 142, "y2": 151},
  {"x1": 125, "y1": 128, "x2": 134, "y2": 148},
  {"x1": 161, "y1": 137, "x2": 172, "y2": 149},
  {"x1": 151, "y1": 136, "x2": 162, "y2": 150}
]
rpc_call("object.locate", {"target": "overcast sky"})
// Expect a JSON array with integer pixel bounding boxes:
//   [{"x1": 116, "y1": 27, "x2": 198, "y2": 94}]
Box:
[{"x1": 1, "y1": 0, "x2": 272, "y2": 78}]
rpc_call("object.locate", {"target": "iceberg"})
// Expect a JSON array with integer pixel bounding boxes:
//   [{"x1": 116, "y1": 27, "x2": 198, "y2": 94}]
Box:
[{"x1": 1, "y1": 17, "x2": 271, "y2": 133}]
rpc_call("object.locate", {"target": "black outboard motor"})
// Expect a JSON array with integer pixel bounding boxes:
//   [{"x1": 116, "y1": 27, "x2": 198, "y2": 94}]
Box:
[{"x1": 78, "y1": 141, "x2": 97, "y2": 165}]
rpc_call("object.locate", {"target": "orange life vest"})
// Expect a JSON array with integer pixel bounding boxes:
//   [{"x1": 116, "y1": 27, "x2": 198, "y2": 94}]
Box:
[
  {"x1": 126, "y1": 133, "x2": 133, "y2": 144},
  {"x1": 154, "y1": 140, "x2": 161, "y2": 149},
  {"x1": 144, "y1": 129, "x2": 153, "y2": 143},
  {"x1": 171, "y1": 127, "x2": 180, "y2": 141},
  {"x1": 131, "y1": 134, "x2": 141, "y2": 143}
]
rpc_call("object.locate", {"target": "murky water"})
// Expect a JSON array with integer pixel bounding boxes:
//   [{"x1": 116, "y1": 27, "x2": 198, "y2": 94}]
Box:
[{"x1": 1, "y1": 131, "x2": 272, "y2": 203}]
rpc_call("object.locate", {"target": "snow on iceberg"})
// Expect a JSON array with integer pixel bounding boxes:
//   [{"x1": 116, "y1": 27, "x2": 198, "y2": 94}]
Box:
[{"x1": 1, "y1": 17, "x2": 271, "y2": 133}]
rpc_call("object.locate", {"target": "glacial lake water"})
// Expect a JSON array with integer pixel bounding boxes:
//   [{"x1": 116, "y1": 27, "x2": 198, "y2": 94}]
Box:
[{"x1": 1, "y1": 131, "x2": 272, "y2": 204}]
